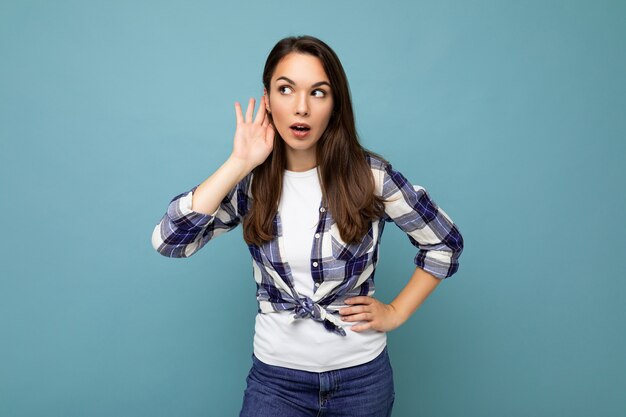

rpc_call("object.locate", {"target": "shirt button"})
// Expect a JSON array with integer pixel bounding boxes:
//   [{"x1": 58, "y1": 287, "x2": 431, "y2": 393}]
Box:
[
  {"x1": 319, "y1": 207, "x2": 326, "y2": 212},
  {"x1": 314, "y1": 233, "x2": 320, "y2": 239},
  {"x1": 312, "y1": 262, "x2": 319, "y2": 267},
  {"x1": 314, "y1": 282, "x2": 320, "y2": 287}
]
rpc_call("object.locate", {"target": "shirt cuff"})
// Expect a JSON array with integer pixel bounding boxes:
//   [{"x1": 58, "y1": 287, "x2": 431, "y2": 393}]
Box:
[
  {"x1": 415, "y1": 250, "x2": 459, "y2": 280},
  {"x1": 167, "y1": 190, "x2": 218, "y2": 231}
]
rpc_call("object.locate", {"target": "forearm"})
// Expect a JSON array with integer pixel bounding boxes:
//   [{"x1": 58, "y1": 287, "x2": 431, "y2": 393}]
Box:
[
  {"x1": 389, "y1": 267, "x2": 442, "y2": 327},
  {"x1": 152, "y1": 156, "x2": 251, "y2": 258},
  {"x1": 192, "y1": 155, "x2": 252, "y2": 215}
]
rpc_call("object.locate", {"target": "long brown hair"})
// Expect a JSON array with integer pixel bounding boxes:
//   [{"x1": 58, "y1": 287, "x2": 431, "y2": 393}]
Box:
[{"x1": 243, "y1": 35, "x2": 386, "y2": 246}]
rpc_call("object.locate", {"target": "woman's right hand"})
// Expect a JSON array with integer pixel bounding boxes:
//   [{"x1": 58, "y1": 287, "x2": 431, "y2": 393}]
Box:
[
  {"x1": 187, "y1": 96, "x2": 273, "y2": 218},
  {"x1": 231, "y1": 96, "x2": 275, "y2": 170}
]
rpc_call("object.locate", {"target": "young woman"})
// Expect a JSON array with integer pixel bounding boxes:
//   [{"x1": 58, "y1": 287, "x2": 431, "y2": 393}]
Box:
[{"x1": 152, "y1": 35, "x2": 463, "y2": 417}]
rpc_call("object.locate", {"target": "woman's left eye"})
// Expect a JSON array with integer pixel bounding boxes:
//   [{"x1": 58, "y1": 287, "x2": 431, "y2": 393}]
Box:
[{"x1": 312, "y1": 89, "x2": 326, "y2": 97}]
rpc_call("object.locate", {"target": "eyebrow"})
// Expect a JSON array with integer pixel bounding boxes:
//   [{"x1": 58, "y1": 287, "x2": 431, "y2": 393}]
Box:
[{"x1": 275, "y1": 76, "x2": 331, "y2": 89}]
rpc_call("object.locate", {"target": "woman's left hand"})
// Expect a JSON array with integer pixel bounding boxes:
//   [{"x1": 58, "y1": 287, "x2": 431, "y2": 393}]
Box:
[{"x1": 339, "y1": 296, "x2": 404, "y2": 332}]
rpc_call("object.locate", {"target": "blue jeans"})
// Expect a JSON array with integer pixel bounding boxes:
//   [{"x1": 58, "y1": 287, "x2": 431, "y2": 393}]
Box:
[{"x1": 239, "y1": 346, "x2": 395, "y2": 417}]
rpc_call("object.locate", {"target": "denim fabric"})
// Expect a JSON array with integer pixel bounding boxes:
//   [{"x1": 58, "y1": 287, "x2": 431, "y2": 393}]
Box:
[{"x1": 239, "y1": 346, "x2": 395, "y2": 417}]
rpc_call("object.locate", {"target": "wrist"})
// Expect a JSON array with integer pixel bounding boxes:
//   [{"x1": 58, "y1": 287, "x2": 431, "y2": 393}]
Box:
[
  {"x1": 389, "y1": 302, "x2": 409, "y2": 328},
  {"x1": 226, "y1": 154, "x2": 255, "y2": 180}
]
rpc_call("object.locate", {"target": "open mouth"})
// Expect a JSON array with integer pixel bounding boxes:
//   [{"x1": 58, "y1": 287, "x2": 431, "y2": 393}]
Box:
[{"x1": 290, "y1": 123, "x2": 311, "y2": 132}]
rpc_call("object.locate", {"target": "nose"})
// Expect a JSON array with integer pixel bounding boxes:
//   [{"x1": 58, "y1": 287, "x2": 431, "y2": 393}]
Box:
[{"x1": 295, "y1": 93, "x2": 309, "y2": 116}]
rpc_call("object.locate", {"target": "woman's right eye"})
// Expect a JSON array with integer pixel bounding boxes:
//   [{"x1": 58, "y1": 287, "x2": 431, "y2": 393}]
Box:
[{"x1": 278, "y1": 86, "x2": 293, "y2": 94}]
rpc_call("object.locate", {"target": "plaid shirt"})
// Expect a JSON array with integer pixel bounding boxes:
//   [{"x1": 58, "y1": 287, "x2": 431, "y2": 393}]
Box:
[{"x1": 152, "y1": 155, "x2": 463, "y2": 336}]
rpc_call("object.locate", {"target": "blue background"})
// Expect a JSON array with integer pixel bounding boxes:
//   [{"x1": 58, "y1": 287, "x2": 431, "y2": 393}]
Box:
[{"x1": 1, "y1": 1, "x2": 624, "y2": 416}]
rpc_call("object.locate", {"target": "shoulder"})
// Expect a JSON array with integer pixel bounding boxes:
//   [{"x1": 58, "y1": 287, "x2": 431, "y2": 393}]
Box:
[
  {"x1": 364, "y1": 151, "x2": 393, "y2": 195},
  {"x1": 364, "y1": 151, "x2": 394, "y2": 178},
  {"x1": 364, "y1": 151, "x2": 420, "y2": 200},
  {"x1": 364, "y1": 151, "x2": 390, "y2": 172}
]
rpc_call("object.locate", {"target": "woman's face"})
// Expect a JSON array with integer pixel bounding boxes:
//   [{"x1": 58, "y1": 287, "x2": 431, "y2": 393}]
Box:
[{"x1": 264, "y1": 52, "x2": 334, "y2": 162}]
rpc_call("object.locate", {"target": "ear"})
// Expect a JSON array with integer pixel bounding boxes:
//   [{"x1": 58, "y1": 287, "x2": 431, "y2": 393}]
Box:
[{"x1": 263, "y1": 88, "x2": 271, "y2": 113}]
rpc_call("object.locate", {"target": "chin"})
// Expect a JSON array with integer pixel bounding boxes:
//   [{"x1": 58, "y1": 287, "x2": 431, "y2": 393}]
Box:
[{"x1": 284, "y1": 139, "x2": 317, "y2": 152}]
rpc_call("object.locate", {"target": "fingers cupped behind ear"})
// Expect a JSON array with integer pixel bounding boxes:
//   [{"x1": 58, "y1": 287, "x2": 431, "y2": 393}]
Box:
[
  {"x1": 254, "y1": 96, "x2": 266, "y2": 125},
  {"x1": 245, "y1": 97, "x2": 255, "y2": 123},
  {"x1": 234, "y1": 102, "x2": 243, "y2": 124},
  {"x1": 265, "y1": 124, "x2": 275, "y2": 143}
]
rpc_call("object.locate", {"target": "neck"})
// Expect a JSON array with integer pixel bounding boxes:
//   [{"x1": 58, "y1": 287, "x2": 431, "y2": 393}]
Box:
[{"x1": 285, "y1": 148, "x2": 317, "y2": 172}]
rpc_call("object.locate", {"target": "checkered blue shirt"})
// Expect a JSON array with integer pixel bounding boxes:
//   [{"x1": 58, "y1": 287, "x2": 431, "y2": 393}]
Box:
[{"x1": 152, "y1": 155, "x2": 464, "y2": 336}]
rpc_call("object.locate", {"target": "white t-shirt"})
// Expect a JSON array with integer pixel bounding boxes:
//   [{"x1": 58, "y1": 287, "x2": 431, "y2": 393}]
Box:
[{"x1": 253, "y1": 166, "x2": 387, "y2": 372}]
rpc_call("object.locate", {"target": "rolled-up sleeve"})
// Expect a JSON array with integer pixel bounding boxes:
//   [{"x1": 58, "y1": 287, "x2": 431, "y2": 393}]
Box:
[
  {"x1": 151, "y1": 174, "x2": 251, "y2": 258},
  {"x1": 380, "y1": 163, "x2": 464, "y2": 279}
]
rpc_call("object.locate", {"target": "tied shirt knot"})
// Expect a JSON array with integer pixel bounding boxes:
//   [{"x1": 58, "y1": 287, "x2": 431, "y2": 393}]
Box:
[{"x1": 290, "y1": 296, "x2": 347, "y2": 337}]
